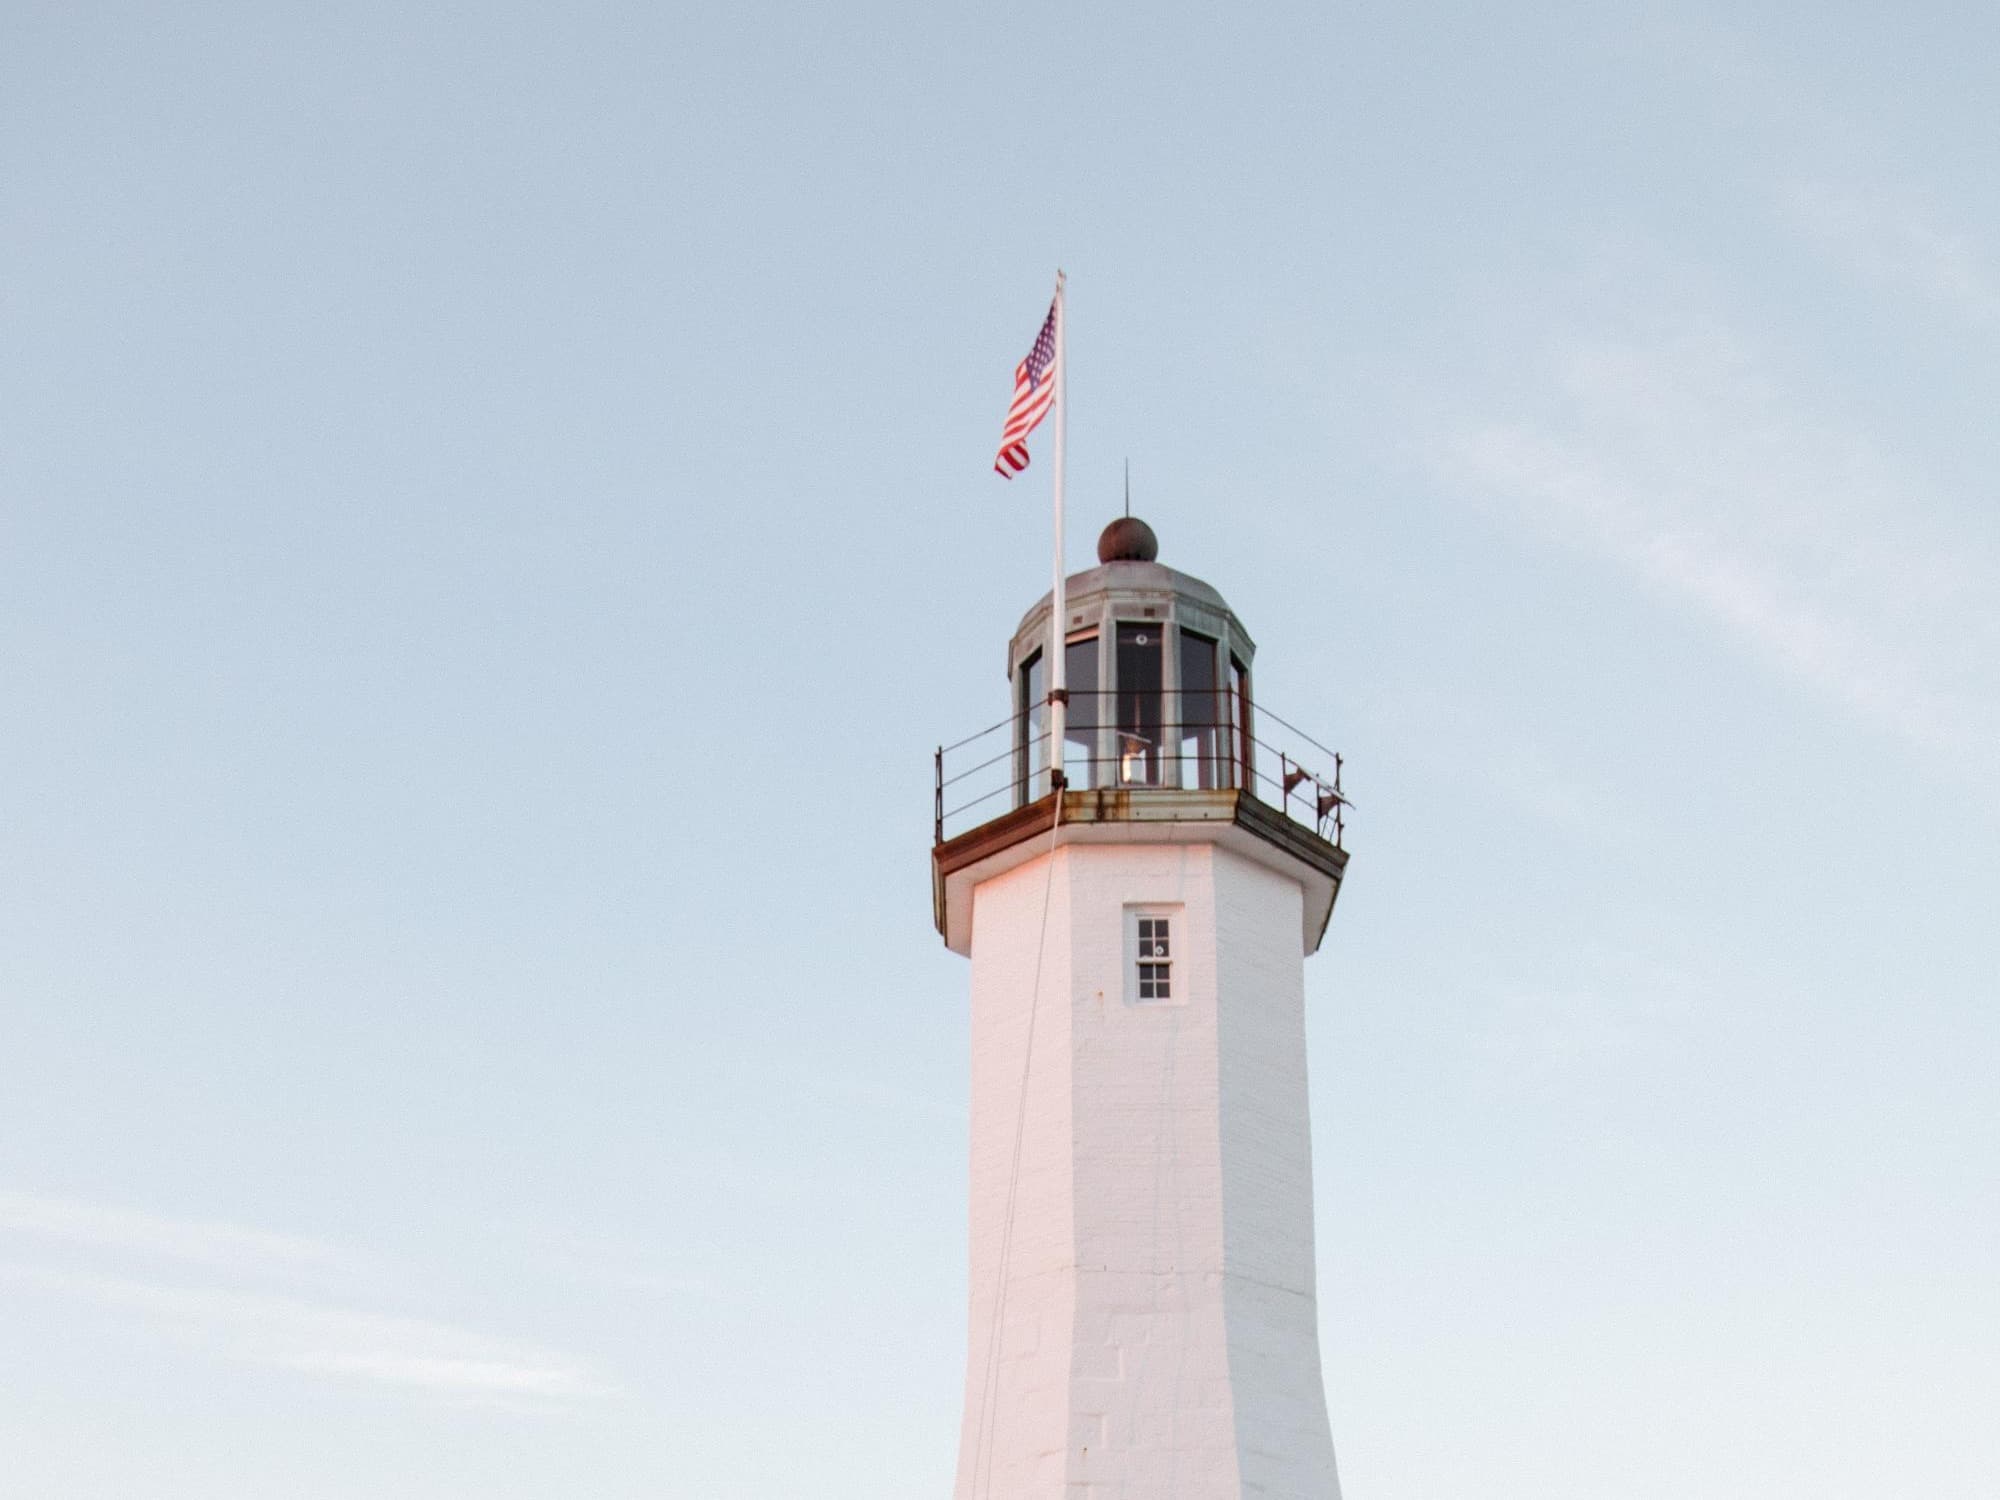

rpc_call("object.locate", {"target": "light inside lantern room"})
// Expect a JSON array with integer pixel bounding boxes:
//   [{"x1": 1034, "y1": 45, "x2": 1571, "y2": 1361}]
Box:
[{"x1": 1015, "y1": 622, "x2": 1251, "y2": 800}]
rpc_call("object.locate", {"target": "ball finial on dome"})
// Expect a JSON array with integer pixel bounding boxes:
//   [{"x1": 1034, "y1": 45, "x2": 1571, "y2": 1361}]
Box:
[{"x1": 1097, "y1": 515, "x2": 1159, "y2": 563}]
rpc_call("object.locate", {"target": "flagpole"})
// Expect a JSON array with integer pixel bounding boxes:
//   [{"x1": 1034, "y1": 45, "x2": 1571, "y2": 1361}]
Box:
[{"x1": 1048, "y1": 270, "x2": 1068, "y2": 797}]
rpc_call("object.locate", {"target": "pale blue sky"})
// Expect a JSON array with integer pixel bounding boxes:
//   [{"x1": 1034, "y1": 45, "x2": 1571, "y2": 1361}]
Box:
[{"x1": 3, "y1": 4, "x2": 1996, "y2": 1497}]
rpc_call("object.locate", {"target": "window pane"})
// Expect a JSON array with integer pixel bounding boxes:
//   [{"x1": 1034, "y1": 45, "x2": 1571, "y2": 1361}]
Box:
[
  {"x1": 1178, "y1": 630, "x2": 1220, "y2": 789},
  {"x1": 1064, "y1": 634, "x2": 1098, "y2": 790},
  {"x1": 1231, "y1": 656, "x2": 1252, "y2": 793},
  {"x1": 1017, "y1": 649, "x2": 1045, "y2": 804},
  {"x1": 1117, "y1": 624, "x2": 1163, "y2": 785}
]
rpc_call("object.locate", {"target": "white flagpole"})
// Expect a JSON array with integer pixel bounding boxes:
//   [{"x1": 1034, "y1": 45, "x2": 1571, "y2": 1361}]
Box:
[{"x1": 1048, "y1": 269, "x2": 1068, "y2": 796}]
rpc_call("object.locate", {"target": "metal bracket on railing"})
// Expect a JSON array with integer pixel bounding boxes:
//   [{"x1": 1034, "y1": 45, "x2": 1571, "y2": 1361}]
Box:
[
  {"x1": 933, "y1": 691, "x2": 1349, "y2": 850},
  {"x1": 1316, "y1": 752, "x2": 1347, "y2": 848}
]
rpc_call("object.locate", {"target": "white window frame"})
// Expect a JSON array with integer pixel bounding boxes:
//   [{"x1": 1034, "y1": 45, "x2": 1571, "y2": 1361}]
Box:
[{"x1": 1124, "y1": 905, "x2": 1181, "y2": 1005}]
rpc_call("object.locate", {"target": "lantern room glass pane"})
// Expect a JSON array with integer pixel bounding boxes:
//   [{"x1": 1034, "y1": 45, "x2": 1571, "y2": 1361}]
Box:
[
  {"x1": 1231, "y1": 654, "x2": 1253, "y2": 793},
  {"x1": 1116, "y1": 623, "x2": 1163, "y2": 785},
  {"x1": 1177, "y1": 629, "x2": 1221, "y2": 789},
  {"x1": 1017, "y1": 648, "x2": 1045, "y2": 804},
  {"x1": 1063, "y1": 634, "x2": 1099, "y2": 790}
]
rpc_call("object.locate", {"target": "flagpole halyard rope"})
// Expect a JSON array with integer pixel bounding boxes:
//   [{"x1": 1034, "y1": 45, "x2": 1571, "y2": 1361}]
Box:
[{"x1": 970, "y1": 793, "x2": 1065, "y2": 1500}]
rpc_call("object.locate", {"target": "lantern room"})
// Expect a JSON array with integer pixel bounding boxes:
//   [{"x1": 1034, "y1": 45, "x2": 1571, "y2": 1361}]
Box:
[
  {"x1": 931, "y1": 515, "x2": 1350, "y2": 959},
  {"x1": 1008, "y1": 515, "x2": 1256, "y2": 800}
]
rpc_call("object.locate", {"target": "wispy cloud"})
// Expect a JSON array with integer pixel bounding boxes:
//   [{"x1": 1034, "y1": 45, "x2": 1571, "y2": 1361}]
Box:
[
  {"x1": 0, "y1": 1192, "x2": 616, "y2": 1406},
  {"x1": 1784, "y1": 182, "x2": 2000, "y2": 327},
  {"x1": 0, "y1": 1189, "x2": 364, "y2": 1279},
  {"x1": 528, "y1": 1226, "x2": 718, "y2": 1301},
  {"x1": 1432, "y1": 326, "x2": 1998, "y2": 767},
  {"x1": 0, "y1": 1261, "x2": 614, "y2": 1403}
]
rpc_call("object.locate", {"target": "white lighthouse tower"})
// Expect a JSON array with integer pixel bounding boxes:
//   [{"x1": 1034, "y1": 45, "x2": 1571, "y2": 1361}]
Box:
[{"x1": 932, "y1": 515, "x2": 1350, "y2": 1500}]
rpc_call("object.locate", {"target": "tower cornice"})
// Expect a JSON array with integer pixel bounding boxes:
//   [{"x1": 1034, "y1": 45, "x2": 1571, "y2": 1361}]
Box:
[{"x1": 932, "y1": 786, "x2": 1346, "y2": 958}]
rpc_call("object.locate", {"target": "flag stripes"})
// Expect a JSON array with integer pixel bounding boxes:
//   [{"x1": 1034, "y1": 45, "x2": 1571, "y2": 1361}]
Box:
[{"x1": 994, "y1": 297, "x2": 1059, "y2": 478}]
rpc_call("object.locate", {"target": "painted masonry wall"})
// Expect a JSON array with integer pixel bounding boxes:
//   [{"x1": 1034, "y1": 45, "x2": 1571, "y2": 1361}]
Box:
[{"x1": 953, "y1": 840, "x2": 1341, "y2": 1500}]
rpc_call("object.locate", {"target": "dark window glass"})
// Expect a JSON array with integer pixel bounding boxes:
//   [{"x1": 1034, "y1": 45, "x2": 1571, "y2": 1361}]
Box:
[
  {"x1": 1116, "y1": 624, "x2": 1163, "y2": 785},
  {"x1": 1231, "y1": 655, "x2": 1253, "y2": 793},
  {"x1": 1178, "y1": 630, "x2": 1221, "y2": 789},
  {"x1": 1136, "y1": 915, "x2": 1172, "y2": 1000},
  {"x1": 1064, "y1": 634, "x2": 1098, "y2": 790},
  {"x1": 1017, "y1": 649, "x2": 1045, "y2": 804}
]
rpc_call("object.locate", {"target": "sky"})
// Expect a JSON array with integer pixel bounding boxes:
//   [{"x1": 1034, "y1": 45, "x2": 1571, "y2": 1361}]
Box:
[{"x1": 3, "y1": 3, "x2": 1997, "y2": 1496}]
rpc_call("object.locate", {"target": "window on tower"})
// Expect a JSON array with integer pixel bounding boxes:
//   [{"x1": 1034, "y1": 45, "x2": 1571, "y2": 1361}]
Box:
[
  {"x1": 1127, "y1": 908, "x2": 1177, "y2": 1003},
  {"x1": 1231, "y1": 654, "x2": 1253, "y2": 790},
  {"x1": 1064, "y1": 632, "x2": 1099, "y2": 790},
  {"x1": 1116, "y1": 623, "x2": 1163, "y2": 785},
  {"x1": 1177, "y1": 628, "x2": 1221, "y2": 789},
  {"x1": 1016, "y1": 647, "x2": 1045, "y2": 805}
]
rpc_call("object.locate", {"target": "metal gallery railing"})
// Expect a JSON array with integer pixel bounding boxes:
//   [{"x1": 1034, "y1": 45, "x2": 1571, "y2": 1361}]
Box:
[{"x1": 933, "y1": 687, "x2": 1348, "y2": 849}]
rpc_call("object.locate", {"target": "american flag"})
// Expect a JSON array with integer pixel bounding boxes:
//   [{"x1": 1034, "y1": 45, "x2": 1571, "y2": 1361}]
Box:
[{"x1": 993, "y1": 296, "x2": 1059, "y2": 478}]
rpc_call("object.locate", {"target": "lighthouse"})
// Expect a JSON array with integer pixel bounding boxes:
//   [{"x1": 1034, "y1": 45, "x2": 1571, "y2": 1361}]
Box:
[{"x1": 931, "y1": 514, "x2": 1350, "y2": 1500}]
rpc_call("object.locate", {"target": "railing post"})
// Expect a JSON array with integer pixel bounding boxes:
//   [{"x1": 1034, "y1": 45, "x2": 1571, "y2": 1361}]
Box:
[
  {"x1": 1334, "y1": 752, "x2": 1344, "y2": 849},
  {"x1": 934, "y1": 745, "x2": 944, "y2": 845},
  {"x1": 1216, "y1": 688, "x2": 1232, "y2": 792}
]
